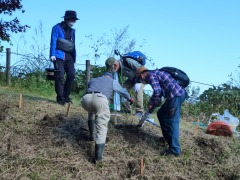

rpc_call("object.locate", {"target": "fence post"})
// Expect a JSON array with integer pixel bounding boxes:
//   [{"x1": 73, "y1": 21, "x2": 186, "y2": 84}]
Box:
[
  {"x1": 86, "y1": 60, "x2": 90, "y2": 90},
  {"x1": 6, "y1": 48, "x2": 11, "y2": 85}
]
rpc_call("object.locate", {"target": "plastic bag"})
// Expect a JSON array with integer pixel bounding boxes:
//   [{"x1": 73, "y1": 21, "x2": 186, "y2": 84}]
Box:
[
  {"x1": 208, "y1": 113, "x2": 220, "y2": 124},
  {"x1": 219, "y1": 109, "x2": 239, "y2": 132},
  {"x1": 113, "y1": 72, "x2": 121, "y2": 111},
  {"x1": 209, "y1": 110, "x2": 239, "y2": 133}
]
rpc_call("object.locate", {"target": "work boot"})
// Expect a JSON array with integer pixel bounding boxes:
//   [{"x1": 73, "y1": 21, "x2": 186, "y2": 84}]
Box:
[
  {"x1": 95, "y1": 143, "x2": 105, "y2": 163},
  {"x1": 88, "y1": 113, "x2": 96, "y2": 141}
]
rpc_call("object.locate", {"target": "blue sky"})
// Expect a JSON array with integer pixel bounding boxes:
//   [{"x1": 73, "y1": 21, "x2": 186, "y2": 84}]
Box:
[{"x1": 1, "y1": 0, "x2": 240, "y2": 94}]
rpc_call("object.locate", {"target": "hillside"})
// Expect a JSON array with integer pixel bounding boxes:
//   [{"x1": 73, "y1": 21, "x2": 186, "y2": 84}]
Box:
[{"x1": 0, "y1": 87, "x2": 240, "y2": 180}]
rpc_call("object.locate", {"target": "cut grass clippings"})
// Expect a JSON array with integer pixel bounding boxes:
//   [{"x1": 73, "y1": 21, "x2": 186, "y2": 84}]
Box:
[{"x1": 0, "y1": 87, "x2": 239, "y2": 180}]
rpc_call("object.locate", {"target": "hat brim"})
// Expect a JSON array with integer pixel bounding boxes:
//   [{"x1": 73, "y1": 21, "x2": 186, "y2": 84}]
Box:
[
  {"x1": 135, "y1": 69, "x2": 149, "y2": 82},
  {"x1": 62, "y1": 16, "x2": 79, "y2": 20}
]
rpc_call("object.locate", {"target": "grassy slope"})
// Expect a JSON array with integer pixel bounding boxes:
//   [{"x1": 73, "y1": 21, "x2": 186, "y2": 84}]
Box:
[{"x1": 0, "y1": 86, "x2": 240, "y2": 180}]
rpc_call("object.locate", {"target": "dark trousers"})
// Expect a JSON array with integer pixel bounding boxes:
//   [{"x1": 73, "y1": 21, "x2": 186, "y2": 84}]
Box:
[
  {"x1": 157, "y1": 92, "x2": 186, "y2": 155},
  {"x1": 54, "y1": 59, "x2": 75, "y2": 101}
]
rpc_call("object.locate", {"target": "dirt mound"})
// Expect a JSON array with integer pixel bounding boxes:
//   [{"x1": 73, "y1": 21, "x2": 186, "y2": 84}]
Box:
[
  {"x1": 0, "y1": 94, "x2": 17, "y2": 121},
  {"x1": 39, "y1": 114, "x2": 65, "y2": 127},
  {"x1": 0, "y1": 104, "x2": 10, "y2": 121},
  {"x1": 195, "y1": 135, "x2": 231, "y2": 162}
]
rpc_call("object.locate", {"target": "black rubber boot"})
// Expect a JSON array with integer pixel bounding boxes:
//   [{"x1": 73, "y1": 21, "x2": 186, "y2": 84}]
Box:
[
  {"x1": 95, "y1": 143, "x2": 105, "y2": 162},
  {"x1": 88, "y1": 113, "x2": 96, "y2": 141}
]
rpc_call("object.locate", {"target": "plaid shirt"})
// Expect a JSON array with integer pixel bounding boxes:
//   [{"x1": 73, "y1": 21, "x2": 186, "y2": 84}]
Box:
[{"x1": 146, "y1": 69, "x2": 185, "y2": 107}]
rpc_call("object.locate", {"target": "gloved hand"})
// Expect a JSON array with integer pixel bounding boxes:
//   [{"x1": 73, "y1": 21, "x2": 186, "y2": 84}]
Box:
[
  {"x1": 50, "y1": 56, "x2": 56, "y2": 62},
  {"x1": 138, "y1": 111, "x2": 151, "y2": 127},
  {"x1": 128, "y1": 97, "x2": 134, "y2": 105},
  {"x1": 134, "y1": 83, "x2": 141, "y2": 92}
]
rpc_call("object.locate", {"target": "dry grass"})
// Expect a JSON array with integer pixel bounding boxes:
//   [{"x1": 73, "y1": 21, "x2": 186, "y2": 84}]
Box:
[{"x1": 0, "y1": 88, "x2": 240, "y2": 180}]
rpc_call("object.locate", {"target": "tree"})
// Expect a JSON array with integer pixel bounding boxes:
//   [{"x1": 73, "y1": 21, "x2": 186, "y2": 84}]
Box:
[
  {"x1": 105, "y1": 25, "x2": 136, "y2": 57},
  {"x1": 85, "y1": 25, "x2": 148, "y2": 64},
  {"x1": 197, "y1": 83, "x2": 240, "y2": 118},
  {"x1": 0, "y1": 0, "x2": 30, "y2": 52},
  {"x1": 228, "y1": 64, "x2": 240, "y2": 88}
]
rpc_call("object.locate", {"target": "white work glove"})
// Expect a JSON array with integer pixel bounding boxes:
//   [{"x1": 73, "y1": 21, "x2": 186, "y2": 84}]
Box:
[
  {"x1": 50, "y1": 56, "x2": 56, "y2": 62},
  {"x1": 138, "y1": 111, "x2": 151, "y2": 127},
  {"x1": 134, "y1": 83, "x2": 141, "y2": 92}
]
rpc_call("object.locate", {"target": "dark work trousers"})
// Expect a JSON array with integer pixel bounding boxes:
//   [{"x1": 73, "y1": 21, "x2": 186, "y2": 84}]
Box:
[
  {"x1": 157, "y1": 92, "x2": 186, "y2": 155},
  {"x1": 54, "y1": 58, "x2": 75, "y2": 102}
]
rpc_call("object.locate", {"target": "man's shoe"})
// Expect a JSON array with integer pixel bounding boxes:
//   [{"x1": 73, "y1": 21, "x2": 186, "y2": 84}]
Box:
[
  {"x1": 57, "y1": 100, "x2": 66, "y2": 106},
  {"x1": 64, "y1": 97, "x2": 73, "y2": 104},
  {"x1": 159, "y1": 137, "x2": 168, "y2": 145},
  {"x1": 160, "y1": 149, "x2": 180, "y2": 157},
  {"x1": 95, "y1": 159, "x2": 103, "y2": 167},
  {"x1": 134, "y1": 111, "x2": 143, "y2": 118}
]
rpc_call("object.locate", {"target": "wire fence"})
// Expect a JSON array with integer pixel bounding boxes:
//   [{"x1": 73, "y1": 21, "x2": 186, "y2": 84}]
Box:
[
  {"x1": 0, "y1": 49, "x2": 217, "y2": 97},
  {"x1": 0, "y1": 51, "x2": 104, "y2": 71}
]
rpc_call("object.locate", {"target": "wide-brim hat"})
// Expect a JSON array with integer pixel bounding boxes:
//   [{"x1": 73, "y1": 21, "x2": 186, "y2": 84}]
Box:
[
  {"x1": 135, "y1": 67, "x2": 149, "y2": 83},
  {"x1": 62, "y1": 10, "x2": 79, "y2": 20},
  {"x1": 136, "y1": 67, "x2": 148, "y2": 77}
]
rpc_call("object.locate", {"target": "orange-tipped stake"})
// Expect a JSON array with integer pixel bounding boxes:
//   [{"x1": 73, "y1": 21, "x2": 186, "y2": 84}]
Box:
[{"x1": 194, "y1": 118, "x2": 200, "y2": 136}]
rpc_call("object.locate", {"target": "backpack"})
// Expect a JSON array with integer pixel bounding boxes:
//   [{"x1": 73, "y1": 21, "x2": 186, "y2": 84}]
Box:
[
  {"x1": 122, "y1": 51, "x2": 146, "y2": 65},
  {"x1": 160, "y1": 67, "x2": 190, "y2": 88}
]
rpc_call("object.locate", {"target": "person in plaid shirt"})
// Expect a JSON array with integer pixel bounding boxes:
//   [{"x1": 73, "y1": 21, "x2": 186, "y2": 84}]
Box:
[{"x1": 136, "y1": 67, "x2": 187, "y2": 156}]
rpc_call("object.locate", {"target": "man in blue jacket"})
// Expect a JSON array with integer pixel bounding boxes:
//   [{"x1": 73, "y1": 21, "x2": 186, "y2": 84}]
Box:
[{"x1": 49, "y1": 10, "x2": 79, "y2": 105}]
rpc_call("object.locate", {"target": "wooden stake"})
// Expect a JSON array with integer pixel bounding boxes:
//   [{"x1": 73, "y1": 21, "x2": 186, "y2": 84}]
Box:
[
  {"x1": 232, "y1": 135, "x2": 235, "y2": 142},
  {"x1": 140, "y1": 158, "x2": 144, "y2": 176},
  {"x1": 19, "y1": 93, "x2": 22, "y2": 110},
  {"x1": 130, "y1": 106, "x2": 134, "y2": 125},
  {"x1": 114, "y1": 112, "x2": 118, "y2": 125},
  {"x1": 194, "y1": 118, "x2": 200, "y2": 136},
  {"x1": 65, "y1": 103, "x2": 71, "y2": 117}
]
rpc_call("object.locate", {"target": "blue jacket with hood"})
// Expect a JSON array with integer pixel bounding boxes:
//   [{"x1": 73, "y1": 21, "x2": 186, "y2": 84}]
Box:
[{"x1": 50, "y1": 23, "x2": 76, "y2": 62}]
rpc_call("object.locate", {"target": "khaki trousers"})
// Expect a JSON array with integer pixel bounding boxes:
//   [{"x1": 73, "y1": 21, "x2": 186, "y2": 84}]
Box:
[
  {"x1": 81, "y1": 93, "x2": 110, "y2": 144},
  {"x1": 123, "y1": 81, "x2": 145, "y2": 113}
]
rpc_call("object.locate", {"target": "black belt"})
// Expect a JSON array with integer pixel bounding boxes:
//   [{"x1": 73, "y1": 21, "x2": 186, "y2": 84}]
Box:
[{"x1": 86, "y1": 91, "x2": 102, "y2": 94}]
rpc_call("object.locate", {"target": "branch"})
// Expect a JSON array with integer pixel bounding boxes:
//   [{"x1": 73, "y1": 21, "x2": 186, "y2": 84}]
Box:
[{"x1": 0, "y1": 0, "x2": 24, "y2": 14}]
